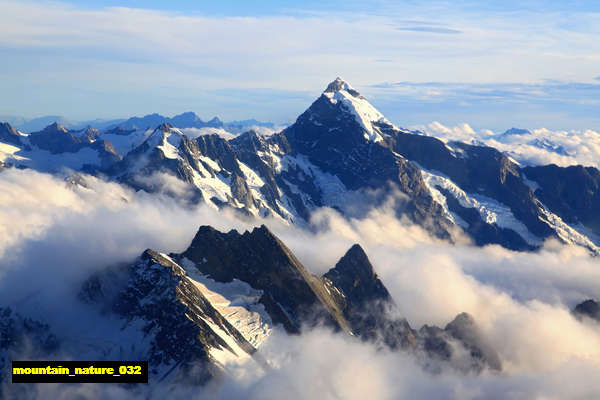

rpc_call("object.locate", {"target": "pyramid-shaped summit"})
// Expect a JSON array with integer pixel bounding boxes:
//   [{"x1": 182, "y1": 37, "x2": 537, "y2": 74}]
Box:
[
  {"x1": 324, "y1": 77, "x2": 365, "y2": 99},
  {"x1": 318, "y1": 77, "x2": 391, "y2": 142}
]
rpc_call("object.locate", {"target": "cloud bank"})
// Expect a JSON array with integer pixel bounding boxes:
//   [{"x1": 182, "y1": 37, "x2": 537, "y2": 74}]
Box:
[
  {"x1": 1, "y1": 168, "x2": 600, "y2": 399},
  {"x1": 1, "y1": 0, "x2": 600, "y2": 129},
  {"x1": 416, "y1": 121, "x2": 600, "y2": 168}
]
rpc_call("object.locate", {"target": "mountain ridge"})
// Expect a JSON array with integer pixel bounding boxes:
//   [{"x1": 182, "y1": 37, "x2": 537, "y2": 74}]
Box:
[{"x1": 1, "y1": 78, "x2": 599, "y2": 253}]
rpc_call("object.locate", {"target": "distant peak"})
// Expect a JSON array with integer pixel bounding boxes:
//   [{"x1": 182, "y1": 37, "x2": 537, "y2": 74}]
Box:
[
  {"x1": 324, "y1": 77, "x2": 363, "y2": 99},
  {"x1": 324, "y1": 77, "x2": 347, "y2": 92},
  {"x1": 319, "y1": 78, "x2": 389, "y2": 142},
  {"x1": 503, "y1": 127, "x2": 531, "y2": 136},
  {"x1": 45, "y1": 122, "x2": 68, "y2": 133},
  {"x1": 156, "y1": 122, "x2": 174, "y2": 131}
]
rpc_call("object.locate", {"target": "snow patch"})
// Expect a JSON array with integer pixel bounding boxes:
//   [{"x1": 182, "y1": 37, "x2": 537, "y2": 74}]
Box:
[
  {"x1": 538, "y1": 205, "x2": 600, "y2": 253},
  {"x1": 186, "y1": 270, "x2": 272, "y2": 349},
  {"x1": 419, "y1": 166, "x2": 543, "y2": 245},
  {"x1": 323, "y1": 79, "x2": 389, "y2": 142}
]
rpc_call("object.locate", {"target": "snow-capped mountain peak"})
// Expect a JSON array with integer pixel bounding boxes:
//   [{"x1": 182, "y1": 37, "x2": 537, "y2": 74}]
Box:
[
  {"x1": 146, "y1": 123, "x2": 184, "y2": 159},
  {"x1": 322, "y1": 77, "x2": 390, "y2": 142}
]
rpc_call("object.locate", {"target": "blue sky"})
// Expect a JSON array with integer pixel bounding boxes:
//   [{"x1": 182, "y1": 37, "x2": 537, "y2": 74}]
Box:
[{"x1": 0, "y1": 0, "x2": 599, "y2": 131}]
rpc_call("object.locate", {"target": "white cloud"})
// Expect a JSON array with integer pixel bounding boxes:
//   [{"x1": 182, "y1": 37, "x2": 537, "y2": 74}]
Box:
[
  {"x1": 417, "y1": 121, "x2": 600, "y2": 168},
  {"x1": 2, "y1": 168, "x2": 600, "y2": 399},
  {"x1": 2, "y1": 0, "x2": 600, "y2": 120},
  {"x1": 417, "y1": 121, "x2": 478, "y2": 142},
  {"x1": 180, "y1": 128, "x2": 237, "y2": 140}
]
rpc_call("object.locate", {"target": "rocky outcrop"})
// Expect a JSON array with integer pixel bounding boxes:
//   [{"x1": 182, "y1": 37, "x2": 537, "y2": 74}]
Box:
[
  {"x1": 0, "y1": 122, "x2": 23, "y2": 146},
  {"x1": 281, "y1": 90, "x2": 454, "y2": 240},
  {"x1": 418, "y1": 312, "x2": 501, "y2": 373},
  {"x1": 177, "y1": 225, "x2": 499, "y2": 373},
  {"x1": 573, "y1": 299, "x2": 600, "y2": 322},
  {"x1": 523, "y1": 164, "x2": 600, "y2": 236},
  {"x1": 179, "y1": 225, "x2": 351, "y2": 334},
  {"x1": 80, "y1": 248, "x2": 260, "y2": 384},
  {"x1": 323, "y1": 244, "x2": 416, "y2": 349},
  {"x1": 28, "y1": 122, "x2": 120, "y2": 168}
]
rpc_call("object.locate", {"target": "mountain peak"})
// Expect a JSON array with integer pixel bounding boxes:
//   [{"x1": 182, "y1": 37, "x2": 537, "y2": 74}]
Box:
[
  {"x1": 324, "y1": 77, "x2": 363, "y2": 99},
  {"x1": 503, "y1": 127, "x2": 531, "y2": 136},
  {"x1": 320, "y1": 78, "x2": 389, "y2": 142},
  {"x1": 45, "y1": 122, "x2": 69, "y2": 133},
  {"x1": 323, "y1": 244, "x2": 391, "y2": 303},
  {"x1": 156, "y1": 122, "x2": 174, "y2": 131}
]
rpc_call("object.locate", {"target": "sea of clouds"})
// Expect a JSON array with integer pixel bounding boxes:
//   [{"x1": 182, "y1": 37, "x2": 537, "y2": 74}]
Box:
[
  {"x1": 1, "y1": 168, "x2": 599, "y2": 399},
  {"x1": 415, "y1": 121, "x2": 600, "y2": 169}
]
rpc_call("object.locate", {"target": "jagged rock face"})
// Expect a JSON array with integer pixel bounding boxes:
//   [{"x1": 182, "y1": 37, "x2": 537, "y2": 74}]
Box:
[
  {"x1": 0, "y1": 122, "x2": 23, "y2": 146},
  {"x1": 281, "y1": 90, "x2": 454, "y2": 239},
  {"x1": 0, "y1": 222, "x2": 504, "y2": 392},
  {"x1": 27, "y1": 122, "x2": 120, "y2": 169},
  {"x1": 438, "y1": 186, "x2": 535, "y2": 250},
  {"x1": 444, "y1": 313, "x2": 502, "y2": 371},
  {"x1": 385, "y1": 131, "x2": 556, "y2": 246},
  {"x1": 523, "y1": 165, "x2": 600, "y2": 235},
  {"x1": 323, "y1": 244, "x2": 391, "y2": 305},
  {"x1": 176, "y1": 226, "x2": 501, "y2": 374},
  {"x1": 80, "y1": 249, "x2": 261, "y2": 383},
  {"x1": 179, "y1": 225, "x2": 350, "y2": 334},
  {"x1": 113, "y1": 112, "x2": 224, "y2": 131},
  {"x1": 573, "y1": 299, "x2": 600, "y2": 322},
  {"x1": 418, "y1": 312, "x2": 501, "y2": 373},
  {"x1": 323, "y1": 244, "x2": 416, "y2": 349},
  {"x1": 4, "y1": 78, "x2": 600, "y2": 253}
]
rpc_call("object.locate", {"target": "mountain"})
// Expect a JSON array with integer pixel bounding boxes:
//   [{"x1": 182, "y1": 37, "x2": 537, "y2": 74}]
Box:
[
  {"x1": 0, "y1": 122, "x2": 121, "y2": 172},
  {"x1": 95, "y1": 78, "x2": 599, "y2": 252},
  {"x1": 2, "y1": 224, "x2": 500, "y2": 394},
  {"x1": 1, "y1": 78, "x2": 599, "y2": 253},
  {"x1": 14, "y1": 116, "x2": 75, "y2": 133},
  {"x1": 573, "y1": 299, "x2": 600, "y2": 322},
  {"x1": 0, "y1": 122, "x2": 25, "y2": 146},
  {"x1": 502, "y1": 127, "x2": 532, "y2": 136},
  {"x1": 111, "y1": 112, "x2": 275, "y2": 134},
  {"x1": 522, "y1": 164, "x2": 600, "y2": 234},
  {"x1": 225, "y1": 119, "x2": 276, "y2": 134}
]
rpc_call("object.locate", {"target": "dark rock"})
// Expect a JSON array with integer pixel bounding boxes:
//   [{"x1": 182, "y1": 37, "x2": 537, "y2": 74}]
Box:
[
  {"x1": 0, "y1": 122, "x2": 23, "y2": 146},
  {"x1": 179, "y1": 225, "x2": 351, "y2": 334},
  {"x1": 573, "y1": 299, "x2": 600, "y2": 322},
  {"x1": 523, "y1": 164, "x2": 600, "y2": 236},
  {"x1": 323, "y1": 244, "x2": 416, "y2": 349},
  {"x1": 444, "y1": 312, "x2": 502, "y2": 371}
]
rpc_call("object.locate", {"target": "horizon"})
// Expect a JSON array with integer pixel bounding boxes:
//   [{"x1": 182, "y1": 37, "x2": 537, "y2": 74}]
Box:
[{"x1": 1, "y1": 1, "x2": 599, "y2": 132}]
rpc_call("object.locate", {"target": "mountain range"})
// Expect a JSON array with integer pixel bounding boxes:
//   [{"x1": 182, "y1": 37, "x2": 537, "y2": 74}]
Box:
[
  {"x1": 1, "y1": 113, "x2": 276, "y2": 135},
  {"x1": 1, "y1": 78, "x2": 599, "y2": 395}
]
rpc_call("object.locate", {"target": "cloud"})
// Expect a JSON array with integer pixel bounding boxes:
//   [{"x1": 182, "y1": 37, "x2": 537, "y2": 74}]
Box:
[
  {"x1": 413, "y1": 121, "x2": 600, "y2": 168},
  {"x1": 1, "y1": 0, "x2": 600, "y2": 126},
  {"x1": 180, "y1": 128, "x2": 237, "y2": 140},
  {"x1": 415, "y1": 121, "x2": 477, "y2": 142},
  {"x1": 2, "y1": 168, "x2": 600, "y2": 399}
]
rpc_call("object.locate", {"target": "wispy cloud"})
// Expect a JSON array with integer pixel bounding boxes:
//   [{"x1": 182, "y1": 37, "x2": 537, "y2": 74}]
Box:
[
  {"x1": 2, "y1": 167, "x2": 600, "y2": 398},
  {"x1": 364, "y1": 80, "x2": 600, "y2": 130},
  {"x1": 0, "y1": 0, "x2": 599, "y2": 127}
]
